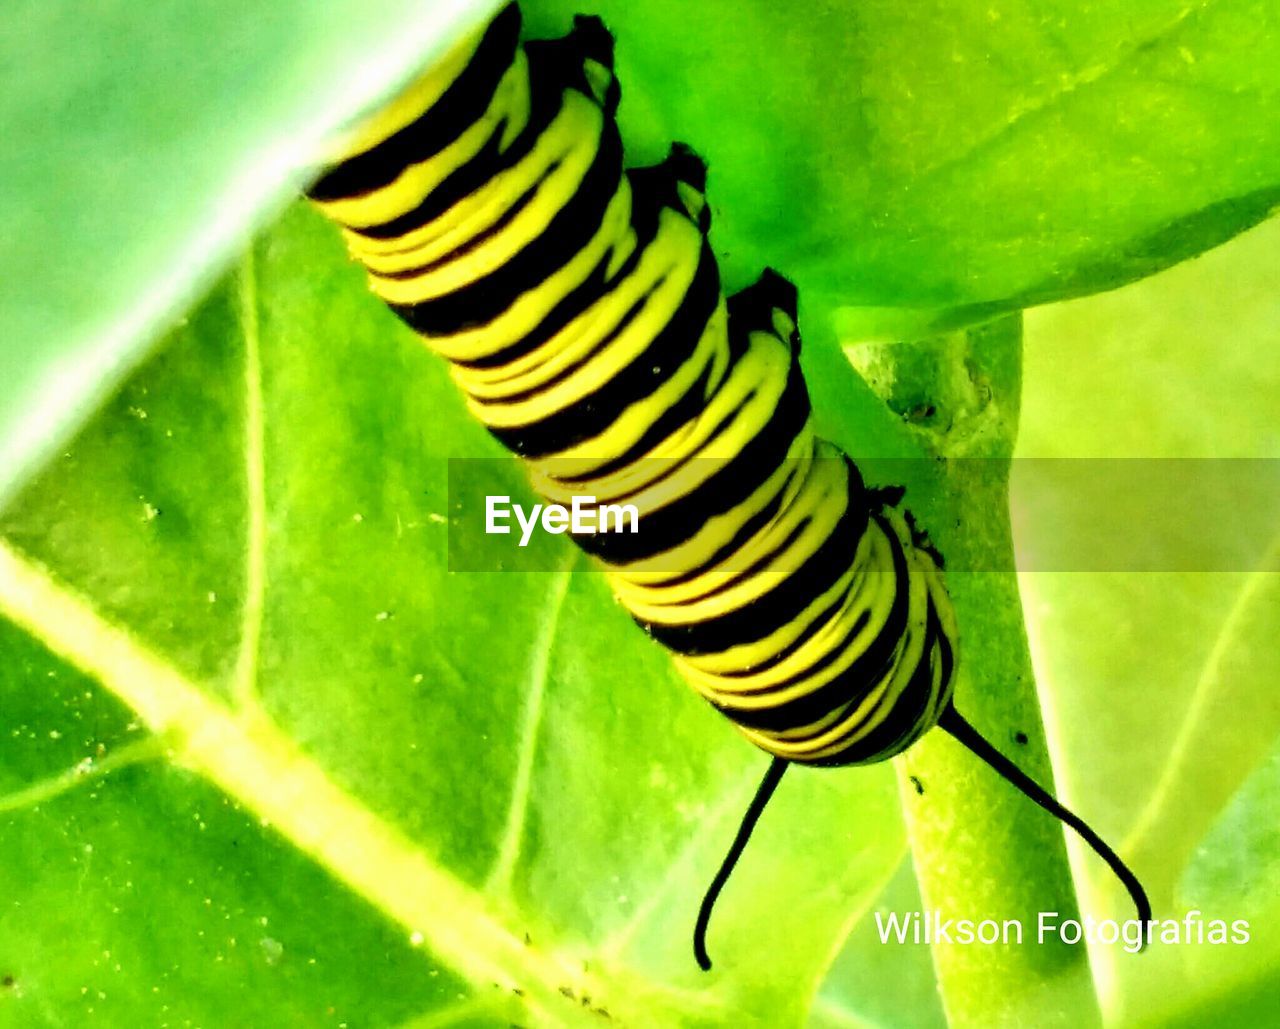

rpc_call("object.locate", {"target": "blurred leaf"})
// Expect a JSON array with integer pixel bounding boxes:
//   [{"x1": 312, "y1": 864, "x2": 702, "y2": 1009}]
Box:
[
  {"x1": 1149, "y1": 960, "x2": 1280, "y2": 1029},
  {"x1": 1181, "y1": 734, "x2": 1280, "y2": 919},
  {"x1": 1017, "y1": 216, "x2": 1280, "y2": 461},
  {"x1": 811, "y1": 859, "x2": 947, "y2": 1029},
  {"x1": 1014, "y1": 215, "x2": 1280, "y2": 1025},
  {"x1": 6, "y1": 0, "x2": 1280, "y2": 511},
  {"x1": 0, "y1": 0, "x2": 501, "y2": 507}
]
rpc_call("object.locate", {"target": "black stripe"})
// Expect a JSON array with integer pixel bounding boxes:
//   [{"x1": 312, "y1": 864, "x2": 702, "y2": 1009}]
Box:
[
  {"x1": 353, "y1": 121, "x2": 512, "y2": 243},
  {"x1": 637, "y1": 458, "x2": 804, "y2": 590},
  {"x1": 721, "y1": 584, "x2": 866, "y2": 681},
  {"x1": 656, "y1": 452, "x2": 865, "y2": 597},
  {"x1": 478, "y1": 160, "x2": 722, "y2": 456},
  {"x1": 484, "y1": 275, "x2": 651, "y2": 406},
  {"x1": 814, "y1": 603, "x2": 948, "y2": 766},
  {"x1": 706, "y1": 457, "x2": 871, "y2": 675},
  {"x1": 377, "y1": 154, "x2": 548, "y2": 277},
  {"x1": 488, "y1": 240, "x2": 719, "y2": 458},
  {"x1": 441, "y1": 155, "x2": 683, "y2": 372},
  {"x1": 627, "y1": 147, "x2": 709, "y2": 231},
  {"x1": 579, "y1": 357, "x2": 811, "y2": 564},
  {"x1": 345, "y1": 23, "x2": 595, "y2": 246},
  {"x1": 646, "y1": 466, "x2": 821, "y2": 599},
  {"x1": 728, "y1": 269, "x2": 801, "y2": 354},
  {"x1": 478, "y1": 235, "x2": 711, "y2": 405},
  {"x1": 547, "y1": 358, "x2": 719, "y2": 482},
  {"x1": 525, "y1": 15, "x2": 617, "y2": 112},
  {"x1": 336, "y1": 14, "x2": 617, "y2": 243},
  {"x1": 350, "y1": 64, "x2": 564, "y2": 245},
  {"x1": 458, "y1": 249, "x2": 617, "y2": 370},
  {"x1": 709, "y1": 513, "x2": 911, "y2": 733},
  {"x1": 307, "y1": 4, "x2": 523, "y2": 202},
  {"x1": 389, "y1": 118, "x2": 623, "y2": 337},
  {"x1": 634, "y1": 426, "x2": 863, "y2": 656}
]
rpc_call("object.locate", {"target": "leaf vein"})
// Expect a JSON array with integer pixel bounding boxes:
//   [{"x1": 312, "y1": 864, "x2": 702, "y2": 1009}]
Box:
[
  {"x1": 1120, "y1": 527, "x2": 1280, "y2": 856},
  {"x1": 600, "y1": 767, "x2": 760, "y2": 961},
  {"x1": 486, "y1": 551, "x2": 577, "y2": 898},
  {"x1": 232, "y1": 246, "x2": 268, "y2": 712},
  {"x1": 0, "y1": 735, "x2": 168, "y2": 815},
  {"x1": 900, "y1": 0, "x2": 1222, "y2": 188}
]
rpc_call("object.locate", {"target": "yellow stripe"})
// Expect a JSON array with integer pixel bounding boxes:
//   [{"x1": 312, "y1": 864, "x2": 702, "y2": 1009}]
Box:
[
  {"x1": 531, "y1": 329, "x2": 785, "y2": 512},
  {"x1": 320, "y1": 17, "x2": 487, "y2": 166},
  {"x1": 368, "y1": 95, "x2": 603, "y2": 305},
  {"x1": 622, "y1": 450, "x2": 848, "y2": 625},
  {"x1": 447, "y1": 189, "x2": 642, "y2": 393},
  {"x1": 524, "y1": 302, "x2": 730, "y2": 483},
  {"x1": 738, "y1": 513, "x2": 934, "y2": 761},
  {"x1": 422, "y1": 189, "x2": 632, "y2": 366},
  {"x1": 327, "y1": 52, "x2": 533, "y2": 236},
  {"x1": 463, "y1": 211, "x2": 698, "y2": 418},
  {"x1": 681, "y1": 523, "x2": 891, "y2": 693},
  {"x1": 615, "y1": 433, "x2": 811, "y2": 581}
]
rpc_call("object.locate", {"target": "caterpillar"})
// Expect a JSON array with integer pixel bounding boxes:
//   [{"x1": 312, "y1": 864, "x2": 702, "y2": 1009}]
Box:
[{"x1": 305, "y1": 2, "x2": 1149, "y2": 969}]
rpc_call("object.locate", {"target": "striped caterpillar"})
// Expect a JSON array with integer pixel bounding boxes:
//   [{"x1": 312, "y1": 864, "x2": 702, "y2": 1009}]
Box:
[{"x1": 305, "y1": 3, "x2": 1148, "y2": 968}]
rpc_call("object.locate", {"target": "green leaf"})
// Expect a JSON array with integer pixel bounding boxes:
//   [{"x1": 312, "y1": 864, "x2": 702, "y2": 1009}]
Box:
[
  {"x1": 524, "y1": 0, "x2": 1280, "y2": 312},
  {"x1": 1182, "y1": 736, "x2": 1280, "y2": 919},
  {"x1": 4, "y1": 1, "x2": 1278, "y2": 1024},
  {"x1": 0, "y1": 0, "x2": 501, "y2": 506},
  {"x1": 810, "y1": 861, "x2": 946, "y2": 1029},
  {"x1": 1013, "y1": 215, "x2": 1280, "y2": 1026},
  {"x1": 0, "y1": 204, "x2": 917, "y2": 1026}
]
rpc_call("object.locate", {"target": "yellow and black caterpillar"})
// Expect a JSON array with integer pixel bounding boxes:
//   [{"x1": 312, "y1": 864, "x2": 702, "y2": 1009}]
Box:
[{"x1": 306, "y1": 3, "x2": 1148, "y2": 968}]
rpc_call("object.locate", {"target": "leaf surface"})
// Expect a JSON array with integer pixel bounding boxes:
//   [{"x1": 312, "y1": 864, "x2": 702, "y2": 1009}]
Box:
[{"x1": 0, "y1": 205, "x2": 914, "y2": 1026}]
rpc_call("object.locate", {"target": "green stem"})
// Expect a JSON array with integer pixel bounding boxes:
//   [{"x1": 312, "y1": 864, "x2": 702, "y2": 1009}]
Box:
[
  {"x1": 814, "y1": 312, "x2": 1101, "y2": 1026},
  {"x1": 909, "y1": 314, "x2": 1099, "y2": 1027},
  {"x1": 898, "y1": 573, "x2": 1099, "y2": 1026}
]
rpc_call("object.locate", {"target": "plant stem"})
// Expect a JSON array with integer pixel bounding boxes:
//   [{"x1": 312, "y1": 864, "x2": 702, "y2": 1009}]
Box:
[
  {"x1": 908, "y1": 314, "x2": 1100, "y2": 1027},
  {"x1": 813, "y1": 312, "x2": 1101, "y2": 1026}
]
